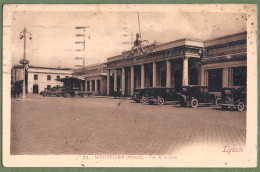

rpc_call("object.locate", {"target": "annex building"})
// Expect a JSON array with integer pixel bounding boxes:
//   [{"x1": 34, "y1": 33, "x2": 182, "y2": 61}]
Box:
[{"x1": 12, "y1": 65, "x2": 73, "y2": 94}]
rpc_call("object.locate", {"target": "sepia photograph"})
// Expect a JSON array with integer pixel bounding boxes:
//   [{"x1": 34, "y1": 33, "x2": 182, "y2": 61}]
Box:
[{"x1": 2, "y1": 4, "x2": 257, "y2": 167}]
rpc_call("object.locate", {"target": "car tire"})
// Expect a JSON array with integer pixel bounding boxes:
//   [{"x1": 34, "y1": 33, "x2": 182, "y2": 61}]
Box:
[
  {"x1": 191, "y1": 99, "x2": 199, "y2": 108},
  {"x1": 141, "y1": 96, "x2": 147, "y2": 103},
  {"x1": 237, "y1": 101, "x2": 245, "y2": 112},
  {"x1": 179, "y1": 95, "x2": 187, "y2": 107},
  {"x1": 215, "y1": 97, "x2": 222, "y2": 107},
  {"x1": 158, "y1": 98, "x2": 165, "y2": 105}
]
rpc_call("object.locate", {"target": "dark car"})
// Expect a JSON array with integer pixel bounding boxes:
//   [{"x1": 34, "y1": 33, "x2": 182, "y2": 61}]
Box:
[
  {"x1": 113, "y1": 88, "x2": 122, "y2": 99},
  {"x1": 146, "y1": 87, "x2": 179, "y2": 105},
  {"x1": 218, "y1": 86, "x2": 246, "y2": 111},
  {"x1": 42, "y1": 86, "x2": 64, "y2": 97},
  {"x1": 178, "y1": 85, "x2": 217, "y2": 108},
  {"x1": 132, "y1": 88, "x2": 147, "y2": 103}
]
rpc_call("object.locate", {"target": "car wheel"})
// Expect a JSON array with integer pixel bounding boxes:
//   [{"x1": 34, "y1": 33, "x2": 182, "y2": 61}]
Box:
[
  {"x1": 237, "y1": 101, "x2": 245, "y2": 112},
  {"x1": 179, "y1": 95, "x2": 187, "y2": 107},
  {"x1": 158, "y1": 98, "x2": 165, "y2": 105},
  {"x1": 215, "y1": 97, "x2": 222, "y2": 107},
  {"x1": 43, "y1": 93, "x2": 46, "y2": 97},
  {"x1": 191, "y1": 99, "x2": 199, "y2": 108},
  {"x1": 141, "y1": 96, "x2": 147, "y2": 103}
]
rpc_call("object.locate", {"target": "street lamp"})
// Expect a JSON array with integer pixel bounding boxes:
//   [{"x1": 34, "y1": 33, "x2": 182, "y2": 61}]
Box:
[{"x1": 19, "y1": 27, "x2": 32, "y2": 99}]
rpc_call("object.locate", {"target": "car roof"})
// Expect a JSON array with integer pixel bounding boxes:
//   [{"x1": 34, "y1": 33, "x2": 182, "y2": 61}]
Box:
[
  {"x1": 182, "y1": 85, "x2": 208, "y2": 88},
  {"x1": 222, "y1": 86, "x2": 246, "y2": 90}
]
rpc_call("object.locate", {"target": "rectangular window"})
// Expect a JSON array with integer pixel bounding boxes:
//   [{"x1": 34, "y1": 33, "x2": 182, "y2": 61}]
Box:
[
  {"x1": 233, "y1": 66, "x2": 247, "y2": 86},
  {"x1": 47, "y1": 85, "x2": 51, "y2": 90},
  {"x1": 57, "y1": 75, "x2": 60, "y2": 79},
  {"x1": 47, "y1": 75, "x2": 51, "y2": 80},
  {"x1": 92, "y1": 80, "x2": 95, "y2": 91},
  {"x1": 87, "y1": 81, "x2": 90, "y2": 91},
  {"x1": 34, "y1": 74, "x2": 38, "y2": 80},
  {"x1": 208, "y1": 69, "x2": 222, "y2": 92}
]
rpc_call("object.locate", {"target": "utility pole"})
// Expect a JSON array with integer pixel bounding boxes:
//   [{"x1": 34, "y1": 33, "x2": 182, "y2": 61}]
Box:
[
  {"x1": 75, "y1": 26, "x2": 89, "y2": 68},
  {"x1": 19, "y1": 27, "x2": 32, "y2": 99}
]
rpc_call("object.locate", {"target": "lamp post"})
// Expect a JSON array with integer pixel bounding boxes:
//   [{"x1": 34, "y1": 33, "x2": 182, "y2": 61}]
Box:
[{"x1": 19, "y1": 27, "x2": 32, "y2": 99}]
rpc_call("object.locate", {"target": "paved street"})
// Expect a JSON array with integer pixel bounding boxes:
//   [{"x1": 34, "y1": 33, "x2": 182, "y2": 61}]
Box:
[{"x1": 11, "y1": 95, "x2": 246, "y2": 155}]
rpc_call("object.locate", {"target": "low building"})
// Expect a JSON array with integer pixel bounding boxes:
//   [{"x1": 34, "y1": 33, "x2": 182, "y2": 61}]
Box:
[
  {"x1": 73, "y1": 63, "x2": 107, "y2": 96},
  {"x1": 12, "y1": 65, "x2": 73, "y2": 94}
]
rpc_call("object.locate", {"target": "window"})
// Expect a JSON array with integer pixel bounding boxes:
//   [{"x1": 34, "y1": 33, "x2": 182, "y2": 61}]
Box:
[
  {"x1": 208, "y1": 69, "x2": 222, "y2": 92},
  {"x1": 233, "y1": 66, "x2": 247, "y2": 86},
  {"x1": 34, "y1": 74, "x2": 38, "y2": 80},
  {"x1": 92, "y1": 80, "x2": 95, "y2": 91},
  {"x1": 47, "y1": 85, "x2": 51, "y2": 90},
  {"x1": 47, "y1": 75, "x2": 51, "y2": 80},
  {"x1": 87, "y1": 81, "x2": 90, "y2": 91},
  {"x1": 65, "y1": 76, "x2": 69, "y2": 78},
  {"x1": 57, "y1": 76, "x2": 60, "y2": 79}
]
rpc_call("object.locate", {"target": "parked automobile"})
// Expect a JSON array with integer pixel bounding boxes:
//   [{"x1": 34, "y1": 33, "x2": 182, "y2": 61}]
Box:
[
  {"x1": 113, "y1": 88, "x2": 122, "y2": 99},
  {"x1": 178, "y1": 85, "x2": 217, "y2": 108},
  {"x1": 62, "y1": 87, "x2": 89, "y2": 98},
  {"x1": 42, "y1": 86, "x2": 64, "y2": 97},
  {"x1": 217, "y1": 86, "x2": 247, "y2": 111},
  {"x1": 132, "y1": 88, "x2": 147, "y2": 103},
  {"x1": 146, "y1": 87, "x2": 180, "y2": 105}
]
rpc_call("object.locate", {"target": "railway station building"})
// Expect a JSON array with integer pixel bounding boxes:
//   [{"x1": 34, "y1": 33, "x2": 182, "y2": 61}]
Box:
[{"x1": 105, "y1": 31, "x2": 247, "y2": 97}]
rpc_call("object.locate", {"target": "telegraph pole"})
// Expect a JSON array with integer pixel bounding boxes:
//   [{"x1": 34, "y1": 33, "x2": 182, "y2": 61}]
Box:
[{"x1": 19, "y1": 27, "x2": 32, "y2": 99}]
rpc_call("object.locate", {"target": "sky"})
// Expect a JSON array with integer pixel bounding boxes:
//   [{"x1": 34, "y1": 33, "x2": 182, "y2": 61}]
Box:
[{"x1": 10, "y1": 9, "x2": 247, "y2": 68}]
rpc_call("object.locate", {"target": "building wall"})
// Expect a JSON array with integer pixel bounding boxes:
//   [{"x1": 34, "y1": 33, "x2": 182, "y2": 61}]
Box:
[
  {"x1": 27, "y1": 72, "x2": 72, "y2": 94},
  {"x1": 85, "y1": 76, "x2": 107, "y2": 96},
  {"x1": 12, "y1": 66, "x2": 73, "y2": 94}
]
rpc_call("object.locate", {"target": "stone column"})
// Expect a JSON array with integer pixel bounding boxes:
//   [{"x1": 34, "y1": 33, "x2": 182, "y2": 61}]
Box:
[
  {"x1": 107, "y1": 70, "x2": 110, "y2": 95},
  {"x1": 166, "y1": 60, "x2": 172, "y2": 87},
  {"x1": 153, "y1": 62, "x2": 157, "y2": 87},
  {"x1": 200, "y1": 68, "x2": 205, "y2": 86},
  {"x1": 182, "y1": 57, "x2": 189, "y2": 86},
  {"x1": 114, "y1": 69, "x2": 117, "y2": 91},
  {"x1": 141, "y1": 64, "x2": 145, "y2": 88},
  {"x1": 222, "y1": 68, "x2": 229, "y2": 87},
  {"x1": 131, "y1": 66, "x2": 135, "y2": 96},
  {"x1": 95, "y1": 80, "x2": 98, "y2": 94},
  {"x1": 122, "y1": 67, "x2": 126, "y2": 96},
  {"x1": 85, "y1": 79, "x2": 88, "y2": 91},
  {"x1": 90, "y1": 80, "x2": 93, "y2": 92}
]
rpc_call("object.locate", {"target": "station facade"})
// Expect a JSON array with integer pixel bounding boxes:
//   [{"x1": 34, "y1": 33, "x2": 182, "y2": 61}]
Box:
[{"x1": 105, "y1": 31, "x2": 247, "y2": 97}]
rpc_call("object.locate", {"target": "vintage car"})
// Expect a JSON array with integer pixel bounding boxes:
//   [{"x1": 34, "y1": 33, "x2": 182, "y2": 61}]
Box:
[
  {"x1": 113, "y1": 88, "x2": 122, "y2": 99},
  {"x1": 217, "y1": 86, "x2": 247, "y2": 111},
  {"x1": 42, "y1": 86, "x2": 64, "y2": 97},
  {"x1": 146, "y1": 87, "x2": 180, "y2": 105},
  {"x1": 132, "y1": 88, "x2": 147, "y2": 103},
  {"x1": 63, "y1": 87, "x2": 89, "y2": 98},
  {"x1": 178, "y1": 85, "x2": 217, "y2": 108}
]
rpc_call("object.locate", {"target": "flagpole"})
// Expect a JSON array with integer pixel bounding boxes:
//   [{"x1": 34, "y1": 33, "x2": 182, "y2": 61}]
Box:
[{"x1": 138, "y1": 12, "x2": 141, "y2": 38}]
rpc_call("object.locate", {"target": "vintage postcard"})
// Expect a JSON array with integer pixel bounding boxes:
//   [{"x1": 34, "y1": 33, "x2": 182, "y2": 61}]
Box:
[{"x1": 2, "y1": 4, "x2": 257, "y2": 167}]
